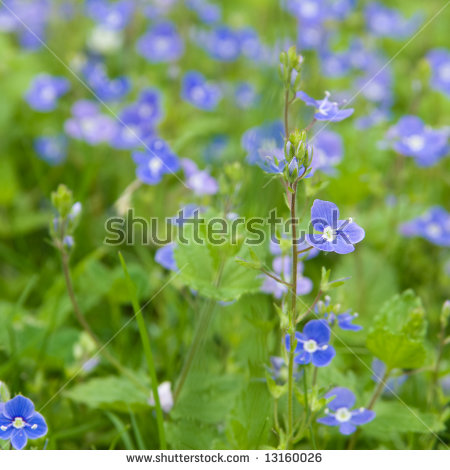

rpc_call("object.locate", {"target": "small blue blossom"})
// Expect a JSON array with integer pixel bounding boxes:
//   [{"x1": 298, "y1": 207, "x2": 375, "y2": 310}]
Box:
[
  {"x1": 297, "y1": 23, "x2": 328, "y2": 51},
  {"x1": 238, "y1": 28, "x2": 263, "y2": 61},
  {"x1": 306, "y1": 200, "x2": 365, "y2": 254},
  {"x1": 287, "y1": 0, "x2": 324, "y2": 24},
  {"x1": 34, "y1": 135, "x2": 67, "y2": 165},
  {"x1": 297, "y1": 90, "x2": 354, "y2": 122},
  {"x1": 234, "y1": 82, "x2": 258, "y2": 109},
  {"x1": 186, "y1": 0, "x2": 221, "y2": 24},
  {"x1": 400, "y1": 207, "x2": 450, "y2": 247},
  {"x1": 261, "y1": 255, "x2": 313, "y2": 298},
  {"x1": 181, "y1": 71, "x2": 222, "y2": 111},
  {"x1": 371, "y1": 359, "x2": 408, "y2": 396},
  {"x1": 25, "y1": 74, "x2": 70, "y2": 112},
  {"x1": 85, "y1": 0, "x2": 134, "y2": 30},
  {"x1": 386, "y1": 115, "x2": 448, "y2": 167},
  {"x1": 137, "y1": 22, "x2": 184, "y2": 63},
  {"x1": 286, "y1": 320, "x2": 336, "y2": 367},
  {"x1": 427, "y1": 49, "x2": 450, "y2": 97},
  {"x1": 181, "y1": 159, "x2": 218, "y2": 195},
  {"x1": 0, "y1": 395, "x2": 48, "y2": 450},
  {"x1": 317, "y1": 297, "x2": 362, "y2": 331},
  {"x1": 133, "y1": 138, "x2": 179, "y2": 185},
  {"x1": 320, "y1": 50, "x2": 350, "y2": 78},
  {"x1": 65, "y1": 100, "x2": 117, "y2": 145},
  {"x1": 155, "y1": 243, "x2": 178, "y2": 271},
  {"x1": 317, "y1": 387, "x2": 375, "y2": 435},
  {"x1": 356, "y1": 68, "x2": 393, "y2": 106},
  {"x1": 204, "y1": 135, "x2": 228, "y2": 162},
  {"x1": 204, "y1": 25, "x2": 241, "y2": 62},
  {"x1": 309, "y1": 130, "x2": 343, "y2": 176},
  {"x1": 268, "y1": 356, "x2": 302, "y2": 383},
  {"x1": 242, "y1": 121, "x2": 284, "y2": 166},
  {"x1": 365, "y1": 2, "x2": 422, "y2": 40},
  {"x1": 82, "y1": 60, "x2": 130, "y2": 102}
]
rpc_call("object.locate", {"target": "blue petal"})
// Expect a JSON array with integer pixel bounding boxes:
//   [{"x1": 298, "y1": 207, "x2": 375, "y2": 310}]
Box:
[
  {"x1": 0, "y1": 419, "x2": 13, "y2": 440},
  {"x1": 333, "y1": 235, "x2": 355, "y2": 254},
  {"x1": 4, "y1": 396, "x2": 35, "y2": 421},
  {"x1": 312, "y1": 345, "x2": 336, "y2": 367},
  {"x1": 285, "y1": 332, "x2": 306, "y2": 353},
  {"x1": 325, "y1": 387, "x2": 356, "y2": 411},
  {"x1": 11, "y1": 429, "x2": 28, "y2": 450},
  {"x1": 350, "y1": 408, "x2": 375, "y2": 425},
  {"x1": 310, "y1": 199, "x2": 339, "y2": 229},
  {"x1": 317, "y1": 415, "x2": 339, "y2": 426},
  {"x1": 305, "y1": 234, "x2": 335, "y2": 252},
  {"x1": 316, "y1": 108, "x2": 354, "y2": 122},
  {"x1": 303, "y1": 319, "x2": 330, "y2": 344},
  {"x1": 339, "y1": 221, "x2": 365, "y2": 244},
  {"x1": 337, "y1": 313, "x2": 362, "y2": 331},
  {"x1": 296, "y1": 91, "x2": 318, "y2": 108},
  {"x1": 24, "y1": 412, "x2": 48, "y2": 440},
  {"x1": 339, "y1": 422, "x2": 357, "y2": 435},
  {"x1": 294, "y1": 350, "x2": 312, "y2": 365}
]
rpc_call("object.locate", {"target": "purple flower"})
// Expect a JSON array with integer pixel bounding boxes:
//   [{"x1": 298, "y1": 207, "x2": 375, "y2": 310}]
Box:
[
  {"x1": 181, "y1": 71, "x2": 222, "y2": 111},
  {"x1": 297, "y1": 90, "x2": 354, "y2": 122},
  {"x1": 242, "y1": 121, "x2": 284, "y2": 167},
  {"x1": 85, "y1": 0, "x2": 134, "y2": 30},
  {"x1": 137, "y1": 22, "x2": 184, "y2": 62},
  {"x1": 181, "y1": 159, "x2": 218, "y2": 195},
  {"x1": 297, "y1": 23, "x2": 328, "y2": 51},
  {"x1": 365, "y1": 2, "x2": 422, "y2": 39},
  {"x1": 356, "y1": 68, "x2": 393, "y2": 106},
  {"x1": 306, "y1": 200, "x2": 365, "y2": 254},
  {"x1": 186, "y1": 0, "x2": 221, "y2": 24},
  {"x1": 0, "y1": 395, "x2": 47, "y2": 450},
  {"x1": 371, "y1": 359, "x2": 407, "y2": 396},
  {"x1": 320, "y1": 50, "x2": 350, "y2": 78},
  {"x1": 261, "y1": 255, "x2": 313, "y2": 298},
  {"x1": 82, "y1": 60, "x2": 130, "y2": 102},
  {"x1": 155, "y1": 243, "x2": 178, "y2": 271},
  {"x1": 133, "y1": 138, "x2": 179, "y2": 185},
  {"x1": 309, "y1": 130, "x2": 343, "y2": 175},
  {"x1": 25, "y1": 74, "x2": 70, "y2": 112},
  {"x1": 386, "y1": 116, "x2": 448, "y2": 167},
  {"x1": 400, "y1": 206, "x2": 450, "y2": 247},
  {"x1": 287, "y1": 0, "x2": 325, "y2": 24},
  {"x1": 327, "y1": 0, "x2": 356, "y2": 20},
  {"x1": 354, "y1": 108, "x2": 390, "y2": 130},
  {"x1": 234, "y1": 82, "x2": 257, "y2": 109},
  {"x1": 285, "y1": 320, "x2": 336, "y2": 367},
  {"x1": 34, "y1": 135, "x2": 67, "y2": 165},
  {"x1": 204, "y1": 25, "x2": 241, "y2": 61},
  {"x1": 317, "y1": 387, "x2": 375, "y2": 435},
  {"x1": 427, "y1": 49, "x2": 450, "y2": 96},
  {"x1": 238, "y1": 28, "x2": 262, "y2": 60},
  {"x1": 65, "y1": 100, "x2": 117, "y2": 145}
]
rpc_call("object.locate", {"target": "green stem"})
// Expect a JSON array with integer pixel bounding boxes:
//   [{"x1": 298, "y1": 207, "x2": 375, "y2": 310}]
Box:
[{"x1": 119, "y1": 253, "x2": 167, "y2": 450}]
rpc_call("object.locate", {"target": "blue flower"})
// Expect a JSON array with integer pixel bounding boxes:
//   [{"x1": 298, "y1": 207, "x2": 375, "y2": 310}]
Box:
[
  {"x1": 186, "y1": 0, "x2": 221, "y2": 24},
  {"x1": 34, "y1": 135, "x2": 67, "y2": 165},
  {"x1": 234, "y1": 82, "x2": 258, "y2": 109},
  {"x1": 85, "y1": 0, "x2": 134, "y2": 30},
  {"x1": 386, "y1": 116, "x2": 448, "y2": 167},
  {"x1": 297, "y1": 90, "x2": 354, "y2": 122},
  {"x1": 82, "y1": 60, "x2": 130, "y2": 102},
  {"x1": 0, "y1": 395, "x2": 48, "y2": 450},
  {"x1": 261, "y1": 255, "x2": 313, "y2": 299},
  {"x1": 155, "y1": 243, "x2": 178, "y2": 271},
  {"x1": 427, "y1": 49, "x2": 450, "y2": 97},
  {"x1": 286, "y1": 0, "x2": 325, "y2": 24},
  {"x1": 306, "y1": 200, "x2": 365, "y2": 254},
  {"x1": 285, "y1": 320, "x2": 336, "y2": 367},
  {"x1": 133, "y1": 138, "x2": 179, "y2": 185},
  {"x1": 320, "y1": 50, "x2": 350, "y2": 78},
  {"x1": 181, "y1": 159, "x2": 218, "y2": 195},
  {"x1": 309, "y1": 130, "x2": 343, "y2": 175},
  {"x1": 297, "y1": 23, "x2": 328, "y2": 51},
  {"x1": 268, "y1": 356, "x2": 302, "y2": 383},
  {"x1": 25, "y1": 74, "x2": 70, "y2": 112},
  {"x1": 355, "y1": 68, "x2": 393, "y2": 106},
  {"x1": 137, "y1": 22, "x2": 184, "y2": 62},
  {"x1": 317, "y1": 296, "x2": 362, "y2": 331},
  {"x1": 317, "y1": 387, "x2": 375, "y2": 435},
  {"x1": 181, "y1": 71, "x2": 222, "y2": 111},
  {"x1": 238, "y1": 28, "x2": 262, "y2": 60},
  {"x1": 400, "y1": 206, "x2": 450, "y2": 247},
  {"x1": 242, "y1": 121, "x2": 284, "y2": 166},
  {"x1": 204, "y1": 25, "x2": 241, "y2": 62},
  {"x1": 365, "y1": 2, "x2": 422, "y2": 40},
  {"x1": 371, "y1": 359, "x2": 407, "y2": 396}
]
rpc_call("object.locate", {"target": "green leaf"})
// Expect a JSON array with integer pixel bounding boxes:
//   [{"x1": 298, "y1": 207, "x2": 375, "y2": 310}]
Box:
[
  {"x1": 366, "y1": 290, "x2": 427, "y2": 369},
  {"x1": 65, "y1": 376, "x2": 149, "y2": 412},
  {"x1": 174, "y1": 214, "x2": 263, "y2": 301}
]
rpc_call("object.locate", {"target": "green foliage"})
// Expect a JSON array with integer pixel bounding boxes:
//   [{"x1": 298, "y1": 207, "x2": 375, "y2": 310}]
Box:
[{"x1": 366, "y1": 290, "x2": 427, "y2": 370}]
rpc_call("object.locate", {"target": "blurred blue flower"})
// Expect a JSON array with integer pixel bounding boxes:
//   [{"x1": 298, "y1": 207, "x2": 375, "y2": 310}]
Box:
[
  {"x1": 287, "y1": 0, "x2": 324, "y2": 24},
  {"x1": 356, "y1": 68, "x2": 393, "y2": 106},
  {"x1": 65, "y1": 100, "x2": 117, "y2": 145},
  {"x1": 85, "y1": 0, "x2": 134, "y2": 30},
  {"x1": 297, "y1": 23, "x2": 328, "y2": 51},
  {"x1": 83, "y1": 60, "x2": 130, "y2": 102},
  {"x1": 386, "y1": 115, "x2": 448, "y2": 166},
  {"x1": 354, "y1": 108, "x2": 390, "y2": 130},
  {"x1": 317, "y1": 387, "x2": 375, "y2": 435},
  {"x1": 261, "y1": 255, "x2": 313, "y2": 298},
  {"x1": 297, "y1": 90, "x2": 354, "y2": 122},
  {"x1": 400, "y1": 207, "x2": 450, "y2": 247},
  {"x1": 234, "y1": 82, "x2": 258, "y2": 109},
  {"x1": 371, "y1": 359, "x2": 408, "y2": 396},
  {"x1": 285, "y1": 319, "x2": 336, "y2": 367},
  {"x1": 25, "y1": 74, "x2": 70, "y2": 112},
  {"x1": 181, "y1": 71, "x2": 222, "y2": 111},
  {"x1": 186, "y1": 0, "x2": 221, "y2": 24},
  {"x1": 365, "y1": 2, "x2": 422, "y2": 39},
  {"x1": 0, "y1": 395, "x2": 47, "y2": 450},
  {"x1": 204, "y1": 25, "x2": 241, "y2": 61},
  {"x1": 133, "y1": 138, "x2": 179, "y2": 185},
  {"x1": 306, "y1": 200, "x2": 365, "y2": 254},
  {"x1": 309, "y1": 130, "x2": 343, "y2": 175},
  {"x1": 427, "y1": 49, "x2": 450, "y2": 97},
  {"x1": 242, "y1": 121, "x2": 284, "y2": 166},
  {"x1": 137, "y1": 22, "x2": 184, "y2": 62},
  {"x1": 317, "y1": 297, "x2": 362, "y2": 331},
  {"x1": 204, "y1": 134, "x2": 228, "y2": 162},
  {"x1": 320, "y1": 50, "x2": 350, "y2": 78},
  {"x1": 181, "y1": 159, "x2": 218, "y2": 195},
  {"x1": 238, "y1": 28, "x2": 263, "y2": 60},
  {"x1": 155, "y1": 243, "x2": 178, "y2": 271},
  {"x1": 327, "y1": 0, "x2": 356, "y2": 20},
  {"x1": 268, "y1": 356, "x2": 302, "y2": 383},
  {"x1": 34, "y1": 135, "x2": 67, "y2": 165}
]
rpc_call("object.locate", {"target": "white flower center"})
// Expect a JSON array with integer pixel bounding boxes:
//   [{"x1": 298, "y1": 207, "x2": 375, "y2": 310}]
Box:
[
  {"x1": 426, "y1": 223, "x2": 442, "y2": 237},
  {"x1": 0, "y1": 425, "x2": 8, "y2": 431},
  {"x1": 41, "y1": 86, "x2": 56, "y2": 102},
  {"x1": 438, "y1": 63, "x2": 450, "y2": 82},
  {"x1": 300, "y1": 1, "x2": 319, "y2": 18},
  {"x1": 322, "y1": 226, "x2": 335, "y2": 242},
  {"x1": 153, "y1": 37, "x2": 170, "y2": 54},
  {"x1": 304, "y1": 339, "x2": 318, "y2": 353},
  {"x1": 148, "y1": 158, "x2": 163, "y2": 174},
  {"x1": 191, "y1": 86, "x2": 206, "y2": 102},
  {"x1": 13, "y1": 417, "x2": 25, "y2": 429},
  {"x1": 404, "y1": 134, "x2": 425, "y2": 152},
  {"x1": 335, "y1": 407, "x2": 351, "y2": 423}
]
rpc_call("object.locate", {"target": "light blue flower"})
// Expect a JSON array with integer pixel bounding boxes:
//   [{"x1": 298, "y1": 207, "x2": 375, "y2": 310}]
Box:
[
  {"x1": 137, "y1": 22, "x2": 184, "y2": 62},
  {"x1": 297, "y1": 90, "x2": 354, "y2": 122},
  {"x1": 427, "y1": 48, "x2": 450, "y2": 97},
  {"x1": 34, "y1": 135, "x2": 67, "y2": 165},
  {"x1": 25, "y1": 74, "x2": 70, "y2": 112},
  {"x1": 155, "y1": 243, "x2": 178, "y2": 271},
  {"x1": 181, "y1": 71, "x2": 222, "y2": 111}
]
